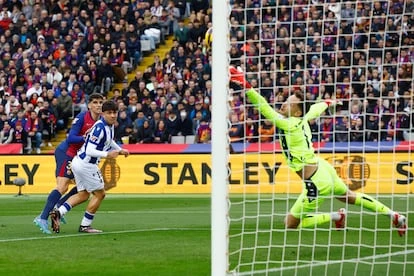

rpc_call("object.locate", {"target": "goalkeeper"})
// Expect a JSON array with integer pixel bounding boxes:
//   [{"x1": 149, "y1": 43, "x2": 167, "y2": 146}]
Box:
[{"x1": 230, "y1": 67, "x2": 407, "y2": 236}]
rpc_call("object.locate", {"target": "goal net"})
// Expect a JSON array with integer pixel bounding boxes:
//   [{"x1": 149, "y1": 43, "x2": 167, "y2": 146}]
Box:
[{"x1": 211, "y1": 0, "x2": 414, "y2": 275}]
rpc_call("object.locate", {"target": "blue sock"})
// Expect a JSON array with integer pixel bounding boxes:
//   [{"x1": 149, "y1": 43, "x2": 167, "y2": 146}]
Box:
[
  {"x1": 40, "y1": 189, "x2": 62, "y2": 220},
  {"x1": 57, "y1": 186, "x2": 78, "y2": 207}
]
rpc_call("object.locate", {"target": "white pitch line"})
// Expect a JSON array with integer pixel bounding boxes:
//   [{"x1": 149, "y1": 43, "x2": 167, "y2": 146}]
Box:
[
  {"x1": 235, "y1": 249, "x2": 414, "y2": 276},
  {"x1": 0, "y1": 227, "x2": 209, "y2": 243}
]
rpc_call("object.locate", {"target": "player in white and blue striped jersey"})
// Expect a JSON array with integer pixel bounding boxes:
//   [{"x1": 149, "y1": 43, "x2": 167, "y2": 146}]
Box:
[{"x1": 50, "y1": 101, "x2": 129, "y2": 233}]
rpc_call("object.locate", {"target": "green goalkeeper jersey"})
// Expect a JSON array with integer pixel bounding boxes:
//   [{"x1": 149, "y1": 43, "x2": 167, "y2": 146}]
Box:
[{"x1": 246, "y1": 88, "x2": 329, "y2": 172}]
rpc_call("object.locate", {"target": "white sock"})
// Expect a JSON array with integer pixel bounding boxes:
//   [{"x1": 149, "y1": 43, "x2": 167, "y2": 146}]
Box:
[
  {"x1": 331, "y1": 212, "x2": 341, "y2": 221},
  {"x1": 58, "y1": 202, "x2": 72, "y2": 216},
  {"x1": 80, "y1": 211, "x2": 95, "y2": 227}
]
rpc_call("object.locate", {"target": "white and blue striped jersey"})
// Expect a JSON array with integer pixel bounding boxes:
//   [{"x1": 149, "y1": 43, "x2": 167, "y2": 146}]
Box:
[{"x1": 77, "y1": 118, "x2": 121, "y2": 165}]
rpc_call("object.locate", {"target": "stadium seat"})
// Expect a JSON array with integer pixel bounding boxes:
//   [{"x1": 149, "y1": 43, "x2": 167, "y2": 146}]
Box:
[
  {"x1": 171, "y1": 136, "x2": 185, "y2": 144},
  {"x1": 403, "y1": 131, "x2": 414, "y2": 141},
  {"x1": 141, "y1": 40, "x2": 151, "y2": 53},
  {"x1": 185, "y1": 135, "x2": 196, "y2": 144}
]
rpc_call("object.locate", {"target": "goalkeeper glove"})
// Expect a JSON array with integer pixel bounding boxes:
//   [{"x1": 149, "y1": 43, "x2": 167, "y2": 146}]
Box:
[{"x1": 229, "y1": 66, "x2": 251, "y2": 89}]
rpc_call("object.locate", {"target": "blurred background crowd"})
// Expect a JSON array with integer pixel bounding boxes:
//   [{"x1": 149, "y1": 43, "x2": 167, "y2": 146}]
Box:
[{"x1": 0, "y1": 0, "x2": 413, "y2": 153}]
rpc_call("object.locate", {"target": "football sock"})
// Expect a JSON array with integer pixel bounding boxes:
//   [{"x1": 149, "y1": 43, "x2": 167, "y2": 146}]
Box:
[
  {"x1": 299, "y1": 213, "x2": 331, "y2": 228},
  {"x1": 80, "y1": 212, "x2": 95, "y2": 227},
  {"x1": 56, "y1": 186, "x2": 78, "y2": 207},
  {"x1": 354, "y1": 192, "x2": 391, "y2": 215},
  {"x1": 58, "y1": 202, "x2": 72, "y2": 217},
  {"x1": 40, "y1": 189, "x2": 62, "y2": 220}
]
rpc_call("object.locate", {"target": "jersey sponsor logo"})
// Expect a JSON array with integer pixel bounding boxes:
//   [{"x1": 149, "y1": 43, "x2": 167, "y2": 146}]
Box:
[{"x1": 89, "y1": 135, "x2": 99, "y2": 143}]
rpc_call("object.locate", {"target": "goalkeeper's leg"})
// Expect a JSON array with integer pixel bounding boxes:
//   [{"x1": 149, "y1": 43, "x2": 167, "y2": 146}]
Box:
[
  {"x1": 286, "y1": 194, "x2": 345, "y2": 229},
  {"x1": 337, "y1": 190, "x2": 407, "y2": 236}
]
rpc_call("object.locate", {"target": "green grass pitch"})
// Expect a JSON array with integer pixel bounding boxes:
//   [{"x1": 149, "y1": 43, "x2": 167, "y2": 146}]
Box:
[{"x1": 0, "y1": 194, "x2": 413, "y2": 275}]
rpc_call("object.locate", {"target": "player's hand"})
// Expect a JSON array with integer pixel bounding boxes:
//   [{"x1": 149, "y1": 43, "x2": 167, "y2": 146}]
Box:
[
  {"x1": 229, "y1": 66, "x2": 251, "y2": 88},
  {"x1": 107, "y1": 150, "x2": 120, "y2": 158},
  {"x1": 325, "y1": 99, "x2": 343, "y2": 107},
  {"x1": 119, "y1": 149, "x2": 129, "y2": 157}
]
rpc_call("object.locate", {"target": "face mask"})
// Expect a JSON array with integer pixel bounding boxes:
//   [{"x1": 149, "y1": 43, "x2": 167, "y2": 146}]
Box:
[
  {"x1": 180, "y1": 111, "x2": 186, "y2": 117},
  {"x1": 171, "y1": 100, "x2": 177, "y2": 105},
  {"x1": 204, "y1": 98, "x2": 210, "y2": 104}
]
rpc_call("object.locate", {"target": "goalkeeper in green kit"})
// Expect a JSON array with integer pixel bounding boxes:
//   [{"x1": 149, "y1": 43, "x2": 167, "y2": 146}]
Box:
[{"x1": 230, "y1": 67, "x2": 407, "y2": 236}]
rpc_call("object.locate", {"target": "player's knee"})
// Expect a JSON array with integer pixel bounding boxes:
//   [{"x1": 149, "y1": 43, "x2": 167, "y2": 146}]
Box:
[
  {"x1": 56, "y1": 178, "x2": 70, "y2": 194},
  {"x1": 284, "y1": 216, "x2": 299, "y2": 229}
]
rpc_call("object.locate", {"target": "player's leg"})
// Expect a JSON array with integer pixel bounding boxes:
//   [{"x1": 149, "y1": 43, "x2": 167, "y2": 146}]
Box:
[
  {"x1": 337, "y1": 190, "x2": 406, "y2": 236},
  {"x1": 326, "y1": 156, "x2": 408, "y2": 236},
  {"x1": 57, "y1": 185, "x2": 78, "y2": 207},
  {"x1": 50, "y1": 190, "x2": 90, "y2": 233},
  {"x1": 76, "y1": 164, "x2": 106, "y2": 233},
  {"x1": 79, "y1": 189, "x2": 106, "y2": 233},
  {"x1": 286, "y1": 163, "x2": 345, "y2": 229},
  {"x1": 34, "y1": 152, "x2": 73, "y2": 234}
]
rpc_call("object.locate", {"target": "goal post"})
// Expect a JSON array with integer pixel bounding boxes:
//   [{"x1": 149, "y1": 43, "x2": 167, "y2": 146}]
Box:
[
  {"x1": 211, "y1": 0, "x2": 230, "y2": 276},
  {"x1": 211, "y1": 0, "x2": 414, "y2": 275}
]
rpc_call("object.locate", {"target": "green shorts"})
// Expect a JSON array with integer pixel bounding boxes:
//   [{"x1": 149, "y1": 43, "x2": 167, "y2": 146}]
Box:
[{"x1": 290, "y1": 158, "x2": 348, "y2": 218}]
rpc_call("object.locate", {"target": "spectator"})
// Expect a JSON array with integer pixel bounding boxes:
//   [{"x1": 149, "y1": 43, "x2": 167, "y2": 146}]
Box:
[
  {"x1": 38, "y1": 100, "x2": 55, "y2": 147},
  {"x1": 229, "y1": 113, "x2": 243, "y2": 142},
  {"x1": 0, "y1": 120, "x2": 13, "y2": 144},
  {"x1": 195, "y1": 118, "x2": 211, "y2": 143},
  {"x1": 135, "y1": 119, "x2": 154, "y2": 144},
  {"x1": 115, "y1": 109, "x2": 134, "y2": 144},
  {"x1": 153, "y1": 119, "x2": 169, "y2": 143},
  {"x1": 245, "y1": 117, "x2": 258, "y2": 143},
  {"x1": 174, "y1": 20, "x2": 189, "y2": 45},
  {"x1": 24, "y1": 110, "x2": 42, "y2": 154},
  {"x1": 258, "y1": 119, "x2": 275, "y2": 142},
  {"x1": 165, "y1": 110, "x2": 180, "y2": 138},
  {"x1": 126, "y1": 34, "x2": 141, "y2": 67},
  {"x1": 177, "y1": 108, "x2": 193, "y2": 136},
  {"x1": 320, "y1": 116, "x2": 334, "y2": 142},
  {"x1": 56, "y1": 89, "x2": 72, "y2": 128},
  {"x1": 71, "y1": 82, "x2": 87, "y2": 115},
  {"x1": 97, "y1": 56, "x2": 113, "y2": 96}
]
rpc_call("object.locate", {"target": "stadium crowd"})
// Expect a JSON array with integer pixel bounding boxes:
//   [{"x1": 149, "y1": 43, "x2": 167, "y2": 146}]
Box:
[{"x1": 0, "y1": 0, "x2": 413, "y2": 153}]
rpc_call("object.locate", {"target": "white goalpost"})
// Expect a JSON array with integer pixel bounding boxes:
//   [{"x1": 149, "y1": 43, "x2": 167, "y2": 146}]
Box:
[{"x1": 212, "y1": 0, "x2": 414, "y2": 275}]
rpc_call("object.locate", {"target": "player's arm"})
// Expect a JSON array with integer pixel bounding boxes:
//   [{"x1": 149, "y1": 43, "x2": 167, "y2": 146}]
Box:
[
  {"x1": 304, "y1": 99, "x2": 342, "y2": 121},
  {"x1": 110, "y1": 140, "x2": 129, "y2": 157},
  {"x1": 85, "y1": 125, "x2": 108, "y2": 158},
  {"x1": 66, "y1": 113, "x2": 86, "y2": 144},
  {"x1": 245, "y1": 88, "x2": 296, "y2": 131}
]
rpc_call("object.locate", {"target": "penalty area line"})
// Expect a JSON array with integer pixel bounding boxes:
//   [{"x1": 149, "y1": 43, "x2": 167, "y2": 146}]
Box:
[{"x1": 0, "y1": 227, "x2": 209, "y2": 243}]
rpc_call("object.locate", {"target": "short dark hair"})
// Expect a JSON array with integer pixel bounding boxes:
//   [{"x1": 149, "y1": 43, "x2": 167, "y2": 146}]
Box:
[
  {"x1": 89, "y1": 93, "x2": 104, "y2": 102},
  {"x1": 102, "y1": 101, "x2": 118, "y2": 112}
]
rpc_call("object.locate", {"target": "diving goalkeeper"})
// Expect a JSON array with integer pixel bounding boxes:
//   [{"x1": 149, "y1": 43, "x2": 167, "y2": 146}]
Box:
[{"x1": 230, "y1": 67, "x2": 407, "y2": 236}]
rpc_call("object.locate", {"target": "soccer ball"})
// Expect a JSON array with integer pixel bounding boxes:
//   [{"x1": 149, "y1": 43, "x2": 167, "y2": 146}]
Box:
[{"x1": 204, "y1": 27, "x2": 213, "y2": 49}]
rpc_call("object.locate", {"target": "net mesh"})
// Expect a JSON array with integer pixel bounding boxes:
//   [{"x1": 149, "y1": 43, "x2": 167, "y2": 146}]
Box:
[{"x1": 227, "y1": 1, "x2": 414, "y2": 275}]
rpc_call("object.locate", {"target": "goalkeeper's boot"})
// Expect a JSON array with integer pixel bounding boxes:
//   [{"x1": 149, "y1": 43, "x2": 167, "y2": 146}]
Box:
[
  {"x1": 393, "y1": 213, "x2": 407, "y2": 237},
  {"x1": 229, "y1": 66, "x2": 251, "y2": 88},
  {"x1": 335, "y1": 208, "x2": 346, "y2": 229},
  {"x1": 79, "y1": 225, "x2": 102, "y2": 233},
  {"x1": 33, "y1": 216, "x2": 51, "y2": 234},
  {"x1": 49, "y1": 208, "x2": 61, "y2": 233}
]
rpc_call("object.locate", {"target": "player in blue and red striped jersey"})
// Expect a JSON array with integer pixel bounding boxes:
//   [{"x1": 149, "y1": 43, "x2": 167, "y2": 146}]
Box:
[{"x1": 33, "y1": 93, "x2": 104, "y2": 234}]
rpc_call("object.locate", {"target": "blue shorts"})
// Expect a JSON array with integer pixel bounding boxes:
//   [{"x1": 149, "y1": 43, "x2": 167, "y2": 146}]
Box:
[{"x1": 54, "y1": 147, "x2": 75, "y2": 179}]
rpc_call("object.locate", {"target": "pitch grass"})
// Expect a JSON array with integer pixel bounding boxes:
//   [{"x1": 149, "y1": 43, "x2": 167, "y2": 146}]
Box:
[{"x1": 0, "y1": 195, "x2": 413, "y2": 275}]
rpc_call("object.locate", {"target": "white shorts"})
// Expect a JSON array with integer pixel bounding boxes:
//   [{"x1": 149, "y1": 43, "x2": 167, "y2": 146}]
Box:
[{"x1": 71, "y1": 156, "x2": 104, "y2": 192}]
